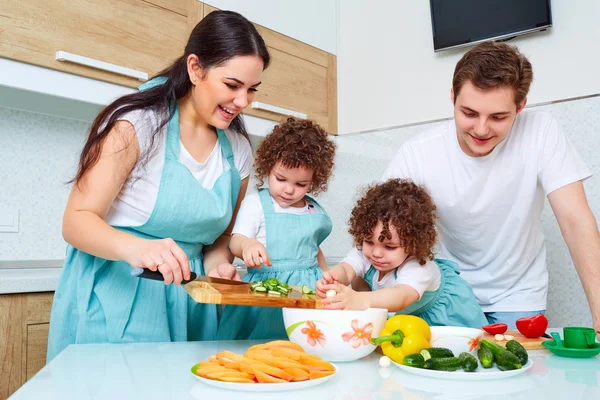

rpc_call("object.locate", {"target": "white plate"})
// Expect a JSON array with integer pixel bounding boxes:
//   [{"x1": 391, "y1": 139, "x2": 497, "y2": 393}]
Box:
[
  {"x1": 393, "y1": 358, "x2": 533, "y2": 380},
  {"x1": 191, "y1": 364, "x2": 337, "y2": 392}
]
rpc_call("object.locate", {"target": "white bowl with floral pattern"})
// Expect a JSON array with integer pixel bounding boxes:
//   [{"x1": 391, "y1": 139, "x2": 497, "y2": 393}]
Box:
[
  {"x1": 282, "y1": 308, "x2": 388, "y2": 362},
  {"x1": 429, "y1": 326, "x2": 484, "y2": 356}
]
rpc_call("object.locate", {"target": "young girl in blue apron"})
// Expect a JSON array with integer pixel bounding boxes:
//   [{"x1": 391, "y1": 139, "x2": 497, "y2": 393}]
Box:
[
  {"x1": 217, "y1": 117, "x2": 337, "y2": 340},
  {"x1": 317, "y1": 179, "x2": 488, "y2": 328},
  {"x1": 46, "y1": 11, "x2": 271, "y2": 362}
]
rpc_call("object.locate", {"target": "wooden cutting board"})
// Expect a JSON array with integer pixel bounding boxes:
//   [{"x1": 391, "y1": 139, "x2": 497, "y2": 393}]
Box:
[
  {"x1": 183, "y1": 276, "x2": 323, "y2": 309},
  {"x1": 482, "y1": 329, "x2": 549, "y2": 350}
]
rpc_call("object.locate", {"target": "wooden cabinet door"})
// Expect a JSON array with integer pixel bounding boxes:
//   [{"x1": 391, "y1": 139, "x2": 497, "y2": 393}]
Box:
[
  {"x1": 26, "y1": 324, "x2": 50, "y2": 380},
  {"x1": 201, "y1": 4, "x2": 338, "y2": 134},
  {"x1": 0, "y1": 0, "x2": 189, "y2": 87},
  {"x1": 0, "y1": 292, "x2": 54, "y2": 398}
]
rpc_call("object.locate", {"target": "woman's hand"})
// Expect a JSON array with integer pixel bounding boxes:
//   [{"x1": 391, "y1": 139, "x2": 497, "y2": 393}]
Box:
[
  {"x1": 207, "y1": 263, "x2": 241, "y2": 281},
  {"x1": 241, "y1": 238, "x2": 271, "y2": 268},
  {"x1": 124, "y1": 237, "x2": 190, "y2": 285},
  {"x1": 316, "y1": 270, "x2": 339, "y2": 298},
  {"x1": 320, "y1": 282, "x2": 369, "y2": 310}
]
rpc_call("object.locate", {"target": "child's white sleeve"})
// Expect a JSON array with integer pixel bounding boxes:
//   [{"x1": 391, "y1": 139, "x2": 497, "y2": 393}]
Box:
[
  {"x1": 393, "y1": 259, "x2": 440, "y2": 299},
  {"x1": 231, "y1": 193, "x2": 263, "y2": 239},
  {"x1": 341, "y1": 247, "x2": 371, "y2": 277}
]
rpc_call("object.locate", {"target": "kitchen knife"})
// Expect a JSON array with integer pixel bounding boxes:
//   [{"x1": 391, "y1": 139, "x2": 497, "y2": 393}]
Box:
[{"x1": 130, "y1": 268, "x2": 248, "y2": 285}]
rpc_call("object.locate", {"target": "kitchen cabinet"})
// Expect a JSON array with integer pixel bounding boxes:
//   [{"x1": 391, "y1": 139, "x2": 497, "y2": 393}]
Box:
[
  {"x1": 201, "y1": 4, "x2": 338, "y2": 134},
  {"x1": 0, "y1": 292, "x2": 53, "y2": 399},
  {"x1": 0, "y1": 0, "x2": 189, "y2": 87},
  {"x1": 201, "y1": 0, "x2": 337, "y2": 54},
  {"x1": 0, "y1": 0, "x2": 337, "y2": 133}
]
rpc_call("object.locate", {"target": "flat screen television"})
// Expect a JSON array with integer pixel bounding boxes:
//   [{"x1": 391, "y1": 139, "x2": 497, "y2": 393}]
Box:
[{"x1": 430, "y1": 0, "x2": 552, "y2": 52}]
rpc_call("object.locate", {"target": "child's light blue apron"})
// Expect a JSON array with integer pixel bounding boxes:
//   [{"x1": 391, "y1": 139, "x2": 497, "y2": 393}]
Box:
[
  {"x1": 47, "y1": 77, "x2": 241, "y2": 361},
  {"x1": 364, "y1": 258, "x2": 488, "y2": 328},
  {"x1": 217, "y1": 188, "x2": 332, "y2": 340}
]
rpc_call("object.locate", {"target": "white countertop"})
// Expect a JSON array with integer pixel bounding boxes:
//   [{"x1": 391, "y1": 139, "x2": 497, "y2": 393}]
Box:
[
  {"x1": 0, "y1": 262, "x2": 63, "y2": 294},
  {"x1": 8, "y1": 338, "x2": 600, "y2": 400}
]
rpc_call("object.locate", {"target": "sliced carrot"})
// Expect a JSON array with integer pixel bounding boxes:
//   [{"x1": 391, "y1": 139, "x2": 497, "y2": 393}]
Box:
[
  {"x1": 299, "y1": 356, "x2": 335, "y2": 371},
  {"x1": 261, "y1": 340, "x2": 305, "y2": 352},
  {"x1": 244, "y1": 363, "x2": 293, "y2": 382},
  {"x1": 206, "y1": 370, "x2": 254, "y2": 380},
  {"x1": 309, "y1": 370, "x2": 335, "y2": 380},
  {"x1": 283, "y1": 367, "x2": 310, "y2": 381},
  {"x1": 245, "y1": 352, "x2": 310, "y2": 372},
  {"x1": 246, "y1": 344, "x2": 268, "y2": 353},
  {"x1": 254, "y1": 370, "x2": 288, "y2": 384},
  {"x1": 198, "y1": 361, "x2": 221, "y2": 367},
  {"x1": 269, "y1": 347, "x2": 318, "y2": 361},
  {"x1": 217, "y1": 377, "x2": 255, "y2": 383}
]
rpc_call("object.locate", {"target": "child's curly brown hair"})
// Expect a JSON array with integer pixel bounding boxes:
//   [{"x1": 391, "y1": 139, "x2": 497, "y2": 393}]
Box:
[
  {"x1": 254, "y1": 117, "x2": 336, "y2": 196},
  {"x1": 349, "y1": 179, "x2": 437, "y2": 265}
]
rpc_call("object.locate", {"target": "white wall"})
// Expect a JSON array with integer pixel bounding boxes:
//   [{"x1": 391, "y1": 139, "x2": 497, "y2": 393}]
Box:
[
  {"x1": 202, "y1": 0, "x2": 337, "y2": 54},
  {"x1": 338, "y1": 0, "x2": 600, "y2": 134}
]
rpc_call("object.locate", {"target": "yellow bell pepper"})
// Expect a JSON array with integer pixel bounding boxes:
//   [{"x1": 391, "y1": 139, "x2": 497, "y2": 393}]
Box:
[{"x1": 370, "y1": 315, "x2": 431, "y2": 364}]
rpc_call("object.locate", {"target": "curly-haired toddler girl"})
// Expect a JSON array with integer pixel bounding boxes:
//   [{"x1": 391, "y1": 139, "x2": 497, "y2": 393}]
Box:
[
  {"x1": 317, "y1": 179, "x2": 487, "y2": 328},
  {"x1": 218, "y1": 116, "x2": 336, "y2": 339}
]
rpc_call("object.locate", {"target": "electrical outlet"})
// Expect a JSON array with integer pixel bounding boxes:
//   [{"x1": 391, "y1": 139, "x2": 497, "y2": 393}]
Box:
[{"x1": 0, "y1": 208, "x2": 19, "y2": 232}]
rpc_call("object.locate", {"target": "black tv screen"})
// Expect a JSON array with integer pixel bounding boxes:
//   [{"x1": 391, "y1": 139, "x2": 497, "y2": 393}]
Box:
[{"x1": 430, "y1": 0, "x2": 552, "y2": 51}]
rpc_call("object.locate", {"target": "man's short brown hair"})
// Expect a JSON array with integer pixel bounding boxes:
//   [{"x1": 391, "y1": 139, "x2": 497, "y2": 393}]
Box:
[{"x1": 453, "y1": 41, "x2": 533, "y2": 107}]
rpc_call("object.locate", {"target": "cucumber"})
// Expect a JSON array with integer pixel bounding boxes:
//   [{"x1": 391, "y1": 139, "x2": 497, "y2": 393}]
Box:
[
  {"x1": 251, "y1": 278, "x2": 291, "y2": 295},
  {"x1": 302, "y1": 285, "x2": 316, "y2": 295},
  {"x1": 495, "y1": 350, "x2": 522, "y2": 371},
  {"x1": 403, "y1": 353, "x2": 425, "y2": 368},
  {"x1": 459, "y1": 352, "x2": 478, "y2": 372},
  {"x1": 420, "y1": 347, "x2": 454, "y2": 361},
  {"x1": 477, "y1": 346, "x2": 494, "y2": 368},
  {"x1": 505, "y1": 340, "x2": 528, "y2": 365},
  {"x1": 423, "y1": 357, "x2": 462, "y2": 371},
  {"x1": 481, "y1": 339, "x2": 521, "y2": 371}
]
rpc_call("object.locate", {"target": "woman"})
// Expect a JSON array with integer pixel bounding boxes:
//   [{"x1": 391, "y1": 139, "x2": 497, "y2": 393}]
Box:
[{"x1": 47, "y1": 10, "x2": 270, "y2": 361}]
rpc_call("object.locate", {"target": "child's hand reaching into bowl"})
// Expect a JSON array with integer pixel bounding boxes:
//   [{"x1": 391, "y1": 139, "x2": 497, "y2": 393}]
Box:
[
  {"x1": 320, "y1": 282, "x2": 369, "y2": 310},
  {"x1": 316, "y1": 270, "x2": 339, "y2": 298}
]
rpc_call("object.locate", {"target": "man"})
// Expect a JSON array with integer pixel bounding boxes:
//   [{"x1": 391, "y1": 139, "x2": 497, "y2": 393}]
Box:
[{"x1": 346, "y1": 41, "x2": 600, "y2": 332}]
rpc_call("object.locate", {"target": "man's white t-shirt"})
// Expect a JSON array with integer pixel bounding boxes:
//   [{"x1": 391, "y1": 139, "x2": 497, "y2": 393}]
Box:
[
  {"x1": 343, "y1": 248, "x2": 440, "y2": 298},
  {"x1": 232, "y1": 192, "x2": 321, "y2": 247},
  {"x1": 376, "y1": 110, "x2": 591, "y2": 312},
  {"x1": 104, "y1": 108, "x2": 253, "y2": 227}
]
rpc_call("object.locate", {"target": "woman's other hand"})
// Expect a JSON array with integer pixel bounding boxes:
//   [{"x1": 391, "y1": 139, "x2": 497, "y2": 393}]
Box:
[{"x1": 208, "y1": 263, "x2": 241, "y2": 281}]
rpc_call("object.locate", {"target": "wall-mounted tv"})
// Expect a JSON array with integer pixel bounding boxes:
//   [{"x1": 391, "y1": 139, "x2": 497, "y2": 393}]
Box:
[{"x1": 430, "y1": 0, "x2": 552, "y2": 52}]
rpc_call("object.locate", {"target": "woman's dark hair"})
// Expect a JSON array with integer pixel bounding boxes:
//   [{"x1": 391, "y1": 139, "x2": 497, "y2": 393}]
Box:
[{"x1": 72, "y1": 10, "x2": 270, "y2": 184}]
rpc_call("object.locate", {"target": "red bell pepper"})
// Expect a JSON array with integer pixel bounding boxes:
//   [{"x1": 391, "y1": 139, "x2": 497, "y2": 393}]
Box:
[
  {"x1": 516, "y1": 314, "x2": 548, "y2": 338},
  {"x1": 482, "y1": 323, "x2": 508, "y2": 335}
]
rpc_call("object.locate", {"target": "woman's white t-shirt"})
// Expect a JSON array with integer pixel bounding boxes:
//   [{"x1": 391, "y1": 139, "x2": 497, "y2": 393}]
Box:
[
  {"x1": 232, "y1": 192, "x2": 321, "y2": 247},
  {"x1": 343, "y1": 248, "x2": 441, "y2": 299},
  {"x1": 104, "y1": 108, "x2": 253, "y2": 227}
]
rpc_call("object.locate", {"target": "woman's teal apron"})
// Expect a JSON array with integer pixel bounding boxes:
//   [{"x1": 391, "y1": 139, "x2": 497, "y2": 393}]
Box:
[
  {"x1": 47, "y1": 79, "x2": 241, "y2": 361},
  {"x1": 364, "y1": 258, "x2": 488, "y2": 328},
  {"x1": 217, "y1": 188, "x2": 332, "y2": 340}
]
